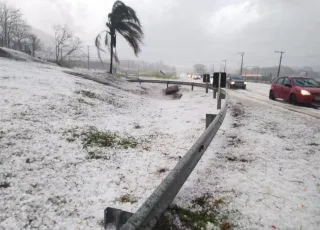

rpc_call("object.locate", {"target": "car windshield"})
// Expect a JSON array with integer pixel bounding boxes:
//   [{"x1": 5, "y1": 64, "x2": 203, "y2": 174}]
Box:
[
  {"x1": 231, "y1": 75, "x2": 243, "y2": 80},
  {"x1": 292, "y1": 78, "x2": 320, "y2": 88}
]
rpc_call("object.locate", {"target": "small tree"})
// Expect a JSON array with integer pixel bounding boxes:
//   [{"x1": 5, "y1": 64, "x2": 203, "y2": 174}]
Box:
[
  {"x1": 29, "y1": 34, "x2": 42, "y2": 57},
  {"x1": 44, "y1": 46, "x2": 54, "y2": 60},
  {"x1": 54, "y1": 24, "x2": 81, "y2": 63},
  {"x1": 12, "y1": 21, "x2": 30, "y2": 51},
  {"x1": 193, "y1": 64, "x2": 205, "y2": 74}
]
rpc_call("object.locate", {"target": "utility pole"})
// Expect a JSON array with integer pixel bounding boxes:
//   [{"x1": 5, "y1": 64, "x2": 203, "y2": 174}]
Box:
[
  {"x1": 222, "y1": 60, "x2": 227, "y2": 72},
  {"x1": 87, "y1": 46, "x2": 90, "y2": 71},
  {"x1": 238, "y1": 52, "x2": 244, "y2": 75},
  {"x1": 275, "y1": 50, "x2": 284, "y2": 78}
]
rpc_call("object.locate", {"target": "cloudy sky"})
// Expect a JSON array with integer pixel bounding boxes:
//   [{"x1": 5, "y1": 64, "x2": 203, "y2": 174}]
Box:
[{"x1": 8, "y1": 0, "x2": 320, "y2": 71}]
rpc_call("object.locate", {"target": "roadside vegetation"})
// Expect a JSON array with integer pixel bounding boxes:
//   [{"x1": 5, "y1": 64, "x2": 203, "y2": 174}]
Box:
[
  {"x1": 64, "y1": 127, "x2": 140, "y2": 160},
  {"x1": 155, "y1": 194, "x2": 233, "y2": 230}
]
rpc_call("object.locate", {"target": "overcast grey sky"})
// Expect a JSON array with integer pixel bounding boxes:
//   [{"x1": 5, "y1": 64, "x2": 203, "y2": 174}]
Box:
[{"x1": 8, "y1": 0, "x2": 320, "y2": 71}]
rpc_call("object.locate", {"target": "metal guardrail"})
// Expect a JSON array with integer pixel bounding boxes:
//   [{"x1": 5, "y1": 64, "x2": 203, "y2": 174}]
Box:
[
  {"x1": 62, "y1": 72, "x2": 228, "y2": 229},
  {"x1": 105, "y1": 79, "x2": 228, "y2": 230},
  {"x1": 128, "y1": 79, "x2": 211, "y2": 87},
  {"x1": 128, "y1": 79, "x2": 225, "y2": 109}
]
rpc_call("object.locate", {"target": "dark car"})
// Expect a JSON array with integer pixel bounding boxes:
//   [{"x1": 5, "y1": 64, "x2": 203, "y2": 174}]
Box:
[
  {"x1": 227, "y1": 74, "x2": 246, "y2": 89},
  {"x1": 269, "y1": 76, "x2": 320, "y2": 105}
]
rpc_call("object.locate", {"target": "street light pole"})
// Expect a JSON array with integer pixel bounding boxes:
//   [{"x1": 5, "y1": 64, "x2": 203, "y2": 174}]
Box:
[
  {"x1": 222, "y1": 60, "x2": 227, "y2": 72},
  {"x1": 238, "y1": 52, "x2": 244, "y2": 75},
  {"x1": 275, "y1": 50, "x2": 284, "y2": 78}
]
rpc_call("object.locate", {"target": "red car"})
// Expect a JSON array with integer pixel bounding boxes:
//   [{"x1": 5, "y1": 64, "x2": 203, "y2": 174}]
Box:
[{"x1": 269, "y1": 76, "x2": 320, "y2": 105}]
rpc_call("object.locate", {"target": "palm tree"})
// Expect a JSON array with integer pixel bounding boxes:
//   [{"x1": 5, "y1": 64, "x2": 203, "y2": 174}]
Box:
[{"x1": 95, "y1": 1, "x2": 144, "y2": 74}]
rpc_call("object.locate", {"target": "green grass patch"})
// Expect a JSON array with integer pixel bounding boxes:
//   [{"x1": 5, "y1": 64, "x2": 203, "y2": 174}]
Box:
[
  {"x1": 86, "y1": 151, "x2": 110, "y2": 160},
  {"x1": 64, "y1": 128, "x2": 81, "y2": 142},
  {"x1": 170, "y1": 205, "x2": 219, "y2": 229},
  {"x1": 154, "y1": 194, "x2": 232, "y2": 230},
  {"x1": 75, "y1": 90, "x2": 98, "y2": 99},
  {"x1": 116, "y1": 194, "x2": 138, "y2": 204},
  {"x1": 81, "y1": 127, "x2": 139, "y2": 149},
  {"x1": 77, "y1": 98, "x2": 95, "y2": 106},
  {"x1": 75, "y1": 90, "x2": 123, "y2": 107},
  {"x1": 114, "y1": 73, "x2": 127, "y2": 77},
  {"x1": 64, "y1": 127, "x2": 141, "y2": 160}
]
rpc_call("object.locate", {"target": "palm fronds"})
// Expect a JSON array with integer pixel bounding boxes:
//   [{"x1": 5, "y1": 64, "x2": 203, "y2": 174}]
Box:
[{"x1": 95, "y1": 0, "x2": 143, "y2": 73}]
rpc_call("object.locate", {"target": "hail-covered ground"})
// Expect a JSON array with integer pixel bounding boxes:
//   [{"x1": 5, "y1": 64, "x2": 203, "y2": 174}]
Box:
[
  {"x1": 1, "y1": 49, "x2": 320, "y2": 230},
  {"x1": 173, "y1": 81, "x2": 320, "y2": 230},
  {"x1": 0, "y1": 56, "x2": 218, "y2": 229}
]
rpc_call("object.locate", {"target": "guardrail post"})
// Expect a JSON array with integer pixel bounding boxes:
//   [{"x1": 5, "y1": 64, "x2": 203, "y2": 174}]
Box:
[
  {"x1": 217, "y1": 93, "x2": 222, "y2": 110},
  {"x1": 206, "y1": 114, "x2": 216, "y2": 129},
  {"x1": 167, "y1": 81, "x2": 169, "y2": 88},
  {"x1": 104, "y1": 207, "x2": 133, "y2": 230},
  {"x1": 213, "y1": 89, "x2": 217, "y2": 99},
  {"x1": 191, "y1": 83, "x2": 194, "y2": 91},
  {"x1": 206, "y1": 83, "x2": 208, "y2": 93}
]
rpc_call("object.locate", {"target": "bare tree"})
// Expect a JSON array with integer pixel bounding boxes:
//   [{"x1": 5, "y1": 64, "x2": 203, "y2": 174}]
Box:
[
  {"x1": 29, "y1": 34, "x2": 42, "y2": 57},
  {"x1": 0, "y1": 2, "x2": 23, "y2": 48},
  {"x1": 12, "y1": 21, "x2": 30, "y2": 50},
  {"x1": 44, "y1": 46, "x2": 54, "y2": 60},
  {"x1": 53, "y1": 25, "x2": 81, "y2": 63}
]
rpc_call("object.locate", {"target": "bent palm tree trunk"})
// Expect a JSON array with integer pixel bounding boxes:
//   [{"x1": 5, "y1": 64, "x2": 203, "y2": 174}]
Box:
[
  {"x1": 95, "y1": 1, "x2": 143, "y2": 74},
  {"x1": 109, "y1": 30, "x2": 115, "y2": 73},
  {"x1": 109, "y1": 44, "x2": 114, "y2": 74}
]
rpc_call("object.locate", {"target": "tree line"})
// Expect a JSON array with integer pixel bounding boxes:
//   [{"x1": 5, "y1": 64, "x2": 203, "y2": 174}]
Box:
[
  {"x1": 1, "y1": 1, "x2": 145, "y2": 72},
  {"x1": 0, "y1": 2, "x2": 41, "y2": 56},
  {"x1": 0, "y1": 2, "x2": 82, "y2": 65}
]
